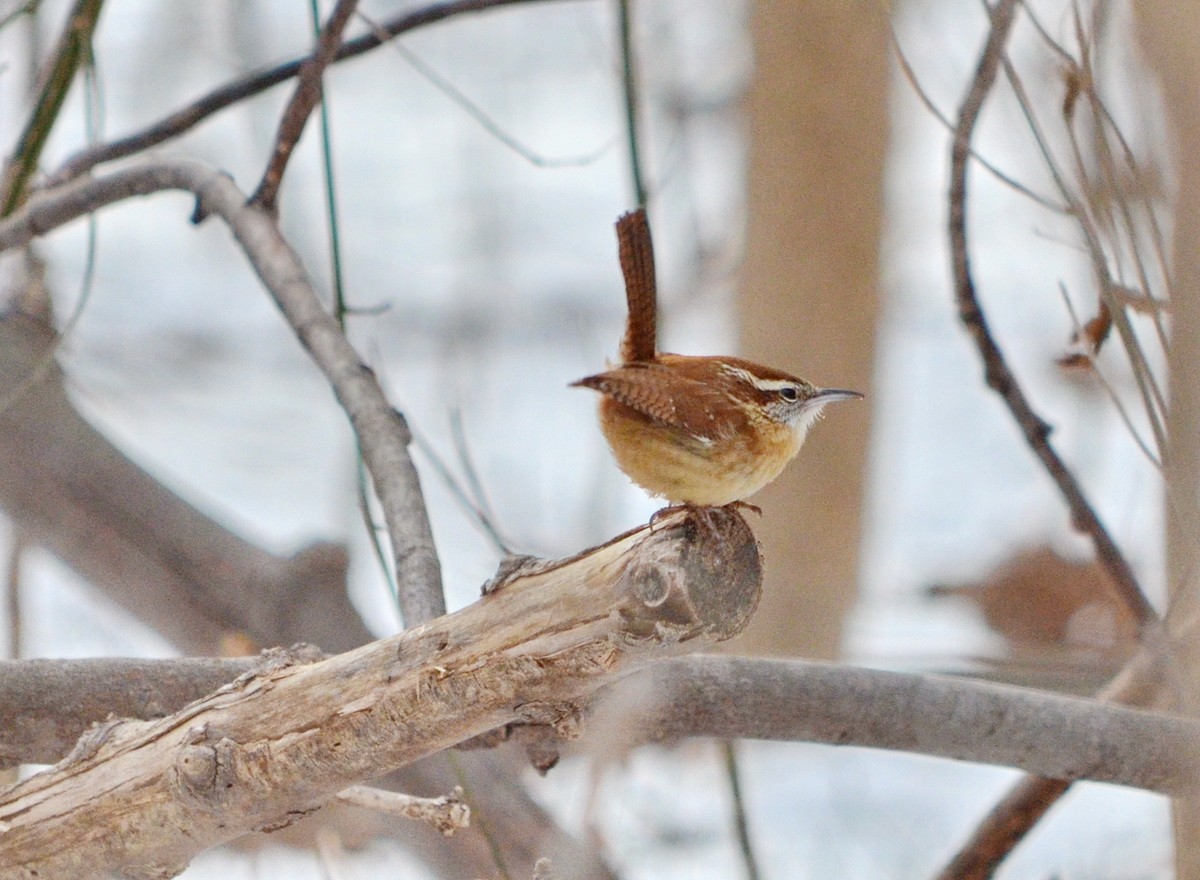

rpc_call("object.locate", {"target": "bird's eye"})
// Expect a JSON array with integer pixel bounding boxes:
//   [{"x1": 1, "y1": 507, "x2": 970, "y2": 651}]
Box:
[{"x1": 779, "y1": 386, "x2": 799, "y2": 402}]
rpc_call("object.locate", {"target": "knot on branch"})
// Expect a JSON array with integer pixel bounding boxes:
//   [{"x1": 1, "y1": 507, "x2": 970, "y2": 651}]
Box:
[
  {"x1": 174, "y1": 728, "x2": 239, "y2": 807},
  {"x1": 617, "y1": 507, "x2": 762, "y2": 643}
]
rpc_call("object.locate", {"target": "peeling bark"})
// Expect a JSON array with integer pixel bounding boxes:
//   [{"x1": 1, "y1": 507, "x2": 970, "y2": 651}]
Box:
[{"x1": 0, "y1": 508, "x2": 760, "y2": 879}]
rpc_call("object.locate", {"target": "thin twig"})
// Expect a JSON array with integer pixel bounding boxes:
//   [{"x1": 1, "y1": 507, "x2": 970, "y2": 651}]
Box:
[
  {"x1": 449, "y1": 408, "x2": 510, "y2": 552},
  {"x1": 1057, "y1": 283, "x2": 1160, "y2": 468},
  {"x1": 360, "y1": 11, "x2": 610, "y2": 168},
  {"x1": 721, "y1": 740, "x2": 762, "y2": 880},
  {"x1": 336, "y1": 784, "x2": 469, "y2": 836},
  {"x1": 0, "y1": 65, "x2": 102, "y2": 422},
  {"x1": 616, "y1": 0, "x2": 646, "y2": 206},
  {"x1": 1001, "y1": 55, "x2": 1170, "y2": 464},
  {"x1": 0, "y1": 0, "x2": 105, "y2": 215},
  {"x1": 409, "y1": 424, "x2": 509, "y2": 555},
  {"x1": 948, "y1": 0, "x2": 1155, "y2": 628},
  {"x1": 939, "y1": 1, "x2": 1162, "y2": 875},
  {"x1": 0, "y1": 159, "x2": 447, "y2": 626},
  {"x1": 0, "y1": 2, "x2": 36, "y2": 33},
  {"x1": 307, "y1": 0, "x2": 349, "y2": 325},
  {"x1": 249, "y1": 0, "x2": 359, "y2": 214},
  {"x1": 47, "y1": 0, "x2": 569, "y2": 186},
  {"x1": 888, "y1": 21, "x2": 1067, "y2": 214}
]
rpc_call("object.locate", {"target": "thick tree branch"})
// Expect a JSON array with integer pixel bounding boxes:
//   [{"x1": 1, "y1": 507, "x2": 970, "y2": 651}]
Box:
[
  {"x1": 0, "y1": 158, "x2": 445, "y2": 626},
  {"x1": 0, "y1": 508, "x2": 761, "y2": 878},
  {"x1": 0, "y1": 310, "x2": 360, "y2": 655},
  {"x1": 0, "y1": 656, "x2": 256, "y2": 766},
  {"x1": 0, "y1": 160, "x2": 603, "y2": 879},
  {"x1": 3, "y1": 653, "x2": 1196, "y2": 795},
  {"x1": 48, "y1": 0, "x2": 566, "y2": 185},
  {"x1": 608, "y1": 656, "x2": 1198, "y2": 795}
]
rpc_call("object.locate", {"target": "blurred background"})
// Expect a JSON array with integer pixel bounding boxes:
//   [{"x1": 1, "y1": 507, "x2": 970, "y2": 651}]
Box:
[{"x1": 0, "y1": 0, "x2": 1176, "y2": 877}]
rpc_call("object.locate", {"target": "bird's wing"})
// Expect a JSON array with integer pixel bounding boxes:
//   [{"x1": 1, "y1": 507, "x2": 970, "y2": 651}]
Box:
[{"x1": 571, "y1": 361, "x2": 744, "y2": 444}]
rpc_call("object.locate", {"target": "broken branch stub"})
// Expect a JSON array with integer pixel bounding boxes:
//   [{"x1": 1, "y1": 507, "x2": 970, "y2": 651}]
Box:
[{"x1": 0, "y1": 508, "x2": 760, "y2": 879}]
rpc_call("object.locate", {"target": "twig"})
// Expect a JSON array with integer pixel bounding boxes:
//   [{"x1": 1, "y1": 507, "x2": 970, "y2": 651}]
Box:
[
  {"x1": 721, "y1": 740, "x2": 762, "y2": 880},
  {"x1": 248, "y1": 0, "x2": 359, "y2": 214},
  {"x1": 947, "y1": 0, "x2": 1156, "y2": 629},
  {"x1": 616, "y1": 0, "x2": 647, "y2": 206},
  {"x1": 1008, "y1": 54, "x2": 1171, "y2": 459},
  {"x1": 47, "y1": 0, "x2": 568, "y2": 186},
  {"x1": 1057, "y1": 286, "x2": 1160, "y2": 467},
  {"x1": 409, "y1": 424, "x2": 509, "y2": 555},
  {"x1": 0, "y1": 0, "x2": 105, "y2": 215},
  {"x1": 887, "y1": 21, "x2": 1066, "y2": 214},
  {"x1": 360, "y1": 11, "x2": 610, "y2": 168},
  {"x1": 933, "y1": 777, "x2": 1071, "y2": 880},
  {"x1": 336, "y1": 784, "x2": 469, "y2": 836},
  {"x1": 0, "y1": 2, "x2": 35, "y2": 32},
  {"x1": 306, "y1": 0, "x2": 349, "y2": 325},
  {"x1": 940, "y1": 1, "x2": 1166, "y2": 875},
  {"x1": 0, "y1": 159, "x2": 447, "y2": 626},
  {"x1": 449, "y1": 408, "x2": 510, "y2": 553}
]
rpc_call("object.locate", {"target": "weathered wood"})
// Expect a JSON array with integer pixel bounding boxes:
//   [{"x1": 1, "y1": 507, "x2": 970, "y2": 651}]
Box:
[{"x1": 0, "y1": 508, "x2": 760, "y2": 879}]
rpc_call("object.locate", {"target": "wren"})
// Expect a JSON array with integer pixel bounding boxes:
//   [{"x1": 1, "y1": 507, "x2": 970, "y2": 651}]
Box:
[{"x1": 572, "y1": 209, "x2": 860, "y2": 508}]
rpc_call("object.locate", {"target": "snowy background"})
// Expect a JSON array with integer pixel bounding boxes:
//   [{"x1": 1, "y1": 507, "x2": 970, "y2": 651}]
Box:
[{"x1": 0, "y1": 0, "x2": 1172, "y2": 877}]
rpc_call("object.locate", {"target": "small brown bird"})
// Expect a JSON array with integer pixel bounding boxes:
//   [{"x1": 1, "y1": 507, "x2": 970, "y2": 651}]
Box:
[{"x1": 572, "y1": 209, "x2": 861, "y2": 508}]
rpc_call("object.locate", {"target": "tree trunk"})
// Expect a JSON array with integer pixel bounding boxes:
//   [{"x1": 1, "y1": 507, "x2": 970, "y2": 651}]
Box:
[
  {"x1": 734, "y1": 1, "x2": 887, "y2": 657},
  {"x1": 1134, "y1": 4, "x2": 1200, "y2": 876}
]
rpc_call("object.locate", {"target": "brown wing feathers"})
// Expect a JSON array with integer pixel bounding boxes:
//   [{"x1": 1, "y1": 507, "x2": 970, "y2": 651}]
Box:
[
  {"x1": 573, "y1": 362, "x2": 746, "y2": 443},
  {"x1": 574, "y1": 209, "x2": 746, "y2": 440},
  {"x1": 616, "y1": 208, "x2": 658, "y2": 364}
]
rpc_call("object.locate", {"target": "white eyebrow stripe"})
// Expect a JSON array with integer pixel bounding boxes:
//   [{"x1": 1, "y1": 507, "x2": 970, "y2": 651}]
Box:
[
  {"x1": 716, "y1": 362, "x2": 801, "y2": 393},
  {"x1": 749, "y1": 378, "x2": 800, "y2": 392},
  {"x1": 717, "y1": 364, "x2": 758, "y2": 385}
]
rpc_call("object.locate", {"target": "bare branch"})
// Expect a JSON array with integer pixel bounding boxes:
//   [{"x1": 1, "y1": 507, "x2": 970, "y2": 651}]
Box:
[
  {"x1": 48, "y1": 0, "x2": 567, "y2": 185},
  {"x1": 0, "y1": 656, "x2": 258, "y2": 766},
  {"x1": 4, "y1": 653, "x2": 1197, "y2": 796},
  {"x1": 605, "y1": 656, "x2": 1199, "y2": 795},
  {"x1": 0, "y1": 508, "x2": 760, "y2": 877},
  {"x1": 0, "y1": 158, "x2": 446, "y2": 625},
  {"x1": 933, "y1": 776, "x2": 1072, "y2": 880},
  {"x1": 888, "y1": 21, "x2": 1067, "y2": 214},
  {"x1": 0, "y1": 0, "x2": 105, "y2": 214},
  {"x1": 248, "y1": 0, "x2": 359, "y2": 214},
  {"x1": 947, "y1": 0, "x2": 1156, "y2": 629},
  {"x1": 336, "y1": 785, "x2": 469, "y2": 836}
]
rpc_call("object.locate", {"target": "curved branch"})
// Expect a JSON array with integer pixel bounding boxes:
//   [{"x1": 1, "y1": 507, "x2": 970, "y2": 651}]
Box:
[
  {"x1": 3, "y1": 654, "x2": 1196, "y2": 796},
  {"x1": 613, "y1": 656, "x2": 1198, "y2": 794},
  {"x1": 0, "y1": 159, "x2": 445, "y2": 625},
  {"x1": 248, "y1": 0, "x2": 360, "y2": 214},
  {"x1": 948, "y1": 0, "x2": 1155, "y2": 629},
  {"x1": 48, "y1": 0, "x2": 565, "y2": 185},
  {"x1": 0, "y1": 509, "x2": 760, "y2": 878},
  {"x1": 941, "y1": 1, "x2": 1163, "y2": 876}
]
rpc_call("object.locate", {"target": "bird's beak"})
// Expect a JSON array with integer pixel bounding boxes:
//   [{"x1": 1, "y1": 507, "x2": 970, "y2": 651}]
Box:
[{"x1": 813, "y1": 388, "x2": 864, "y2": 403}]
